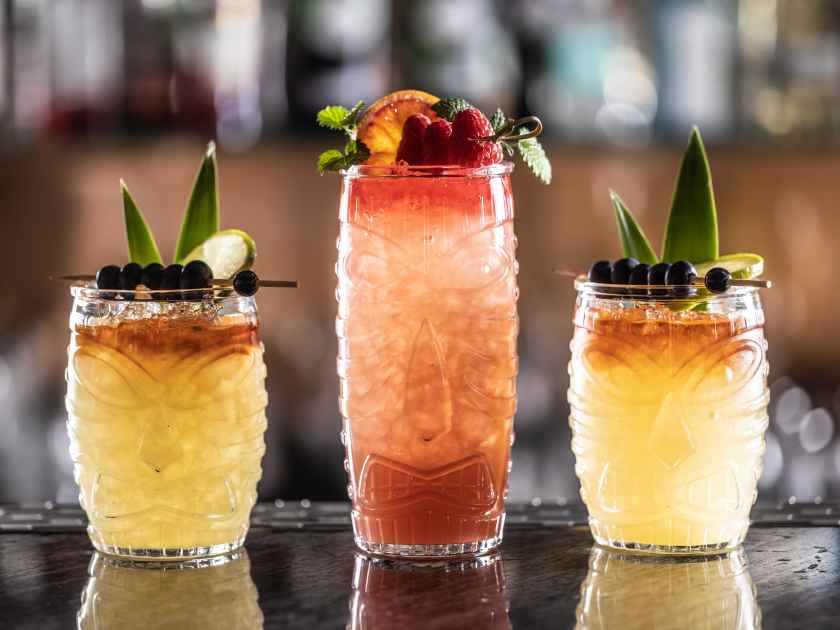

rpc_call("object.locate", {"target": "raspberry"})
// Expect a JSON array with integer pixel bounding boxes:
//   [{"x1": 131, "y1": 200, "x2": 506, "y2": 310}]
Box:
[
  {"x1": 395, "y1": 113, "x2": 430, "y2": 165},
  {"x1": 422, "y1": 119, "x2": 454, "y2": 166},
  {"x1": 456, "y1": 139, "x2": 503, "y2": 168},
  {"x1": 452, "y1": 108, "x2": 494, "y2": 144},
  {"x1": 451, "y1": 108, "x2": 502, "y2": 167}
]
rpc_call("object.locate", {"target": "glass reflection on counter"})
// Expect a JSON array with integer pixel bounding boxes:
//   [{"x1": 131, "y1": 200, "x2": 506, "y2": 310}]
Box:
[
  {"x1": 77, "y1": 550, "x2": 263, "y2": 629},
  {"x1": 575, "y1": 546, "x2": 761, "y2": 630},
  {"x1": 349, "y1": 553, "x2": 510, "y2": 630}
]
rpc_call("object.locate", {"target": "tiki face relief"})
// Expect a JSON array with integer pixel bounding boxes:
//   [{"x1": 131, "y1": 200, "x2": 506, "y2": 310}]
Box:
[
  {"x1": 66, "y1": 306, "x2": 267, "y2": 554},
  {"x1": 337, "y1": 172, "x2": 518, "y2": 542}
]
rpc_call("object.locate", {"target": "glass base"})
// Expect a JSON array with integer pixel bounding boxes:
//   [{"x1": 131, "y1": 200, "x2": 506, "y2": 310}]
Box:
[
  {"x1": 92, "y1": 536, "x2": 245, "y2": 562},
  {"x1": 589, "y1": 517, "x2": 749, "y2": 556},
  {"x1": 592, "y1": 534, "x2": 742, "y2": 556},
  {"x1": 354, "y1": 535, "x2": 502, "y2": 559}
]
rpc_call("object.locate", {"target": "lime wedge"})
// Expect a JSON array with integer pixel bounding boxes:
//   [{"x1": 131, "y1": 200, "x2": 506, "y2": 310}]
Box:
[
  {"x1": 183, "y1": 229, "x2": 256, "y2": 278},
  {"x1": 696, "y1": 253, "x2": 763, "y2": 280}
]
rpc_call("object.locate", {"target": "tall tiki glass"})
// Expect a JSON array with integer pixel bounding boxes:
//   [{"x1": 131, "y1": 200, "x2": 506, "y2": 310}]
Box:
[
  {"x1": 337, "y1": 163, "x2": 519, "y2": 557},
  {"x1": 66, "y1": 286, "x2": 268, "y2": 559},
  {"x1": 569, "y1": 281, "x2": 769, "y2": 554}
]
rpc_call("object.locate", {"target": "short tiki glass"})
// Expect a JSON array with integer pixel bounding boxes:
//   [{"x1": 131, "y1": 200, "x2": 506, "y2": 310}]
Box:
[
  {"x1": 569, "y1": 282, "x2": 768, "y2": 552},
  {"x1": 567, "y1": 128, "x2": 770, "y2": 554},
  {"x1": 67, "y1": 286, "x2": 267, "y2": 558},
  {"x1": 65, "y1": 143, "x2": 270, "y2": 559}
]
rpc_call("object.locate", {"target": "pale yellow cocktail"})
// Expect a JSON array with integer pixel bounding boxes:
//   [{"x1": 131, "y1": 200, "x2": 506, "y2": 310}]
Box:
[
  {"x1": 66, "y1": 288, "x2": 267, "y2": 559},
  {"x1": 568, "y1": 285, "x2": 769, "y2": 553}
]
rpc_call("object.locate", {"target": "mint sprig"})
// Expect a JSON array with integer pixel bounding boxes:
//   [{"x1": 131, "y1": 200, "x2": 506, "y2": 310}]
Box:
[
  {"x1": 316, "y1": 100, "x2": 370, "y2": 173},
  {"x1": 491, "y1": 107, "x2": 552, "y2": 185},
  {"x1": 432, "y1": 97, "x2": 474, "y2": 121}
]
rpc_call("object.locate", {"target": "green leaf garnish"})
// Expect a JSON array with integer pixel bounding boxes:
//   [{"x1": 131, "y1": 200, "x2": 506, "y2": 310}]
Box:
[
  {"x1": 342, "y1": 100, "x2": 366, "y2": 128},
  {"x1": 661, "y1": 127, "x2": 719, "y2": 263},
  {"x1": 317, "y1": 105, "x2": 350, "y2": 131},
  {"x1": 121, "y1": 181, "x2": 163, "y2": 266},
  {"x1": 610, "y1": 191, "x2": 658, "y2": 265},
  {"x1": 431, "y1": 97, "x2": 474, "y2": 122},
  {"x1": 517, "y1": 130, "x2": 552, "y2": 185},
  {"x1": 174, "y1": 142, "x2": 220, "y2": 264},
  {"x1": 490, "y1": 108, "x2": 507, "y2": 133},
  {"x1": 315, "y1": 101, "x2": 370, "y2": 173}
]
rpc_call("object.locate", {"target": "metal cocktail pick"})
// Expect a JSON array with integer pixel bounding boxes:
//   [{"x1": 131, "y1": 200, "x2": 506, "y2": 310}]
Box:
[
  {"x1": 552, "y1": 268, "x2": 772, "y2": 290},
  {"x1": 51, "y1": 273, "x2": 298, "y2": 294}
]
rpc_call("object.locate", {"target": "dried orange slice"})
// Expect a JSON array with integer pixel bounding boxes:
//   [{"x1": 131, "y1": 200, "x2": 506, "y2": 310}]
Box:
[{"x1": 357, "y1": 90, "x2": 439, "y2": 165}]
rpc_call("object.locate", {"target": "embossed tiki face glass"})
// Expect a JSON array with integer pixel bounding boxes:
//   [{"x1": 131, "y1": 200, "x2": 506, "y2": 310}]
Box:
[
  {"x1": 66, "y1": 286, "x2": 268, "y2": 559},
  {"x1": 569, "y1": 281, "x2": 769, "y2": 554},
  {"x1": 337, "y1": 163, "x2": 519, "y2": 557}
]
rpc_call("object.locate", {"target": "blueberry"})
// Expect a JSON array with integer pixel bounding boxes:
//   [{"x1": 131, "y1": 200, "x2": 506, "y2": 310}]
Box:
[
  {"x1": 704, "y1": 267, "x2": 732, "y2": 293},
  {"x1": 96, "y1": 265, "x2": 120, "y2": 299},
  {"x1": 120, "y1": 262, "x2": 143, "y2": 300},
  {"x1": 160, "y1": 264, "x2": 183, "y2": 300},
  {"x1": 611, "y1": 257, "x2": 639, "y2": 285},
  {"x1": 647, "y1": 262, "x2": 671, "y2": 296},
  {"x1": 588, "y1": 260, "x2": 612, "y2": 284},
  {"x1": 665, "y1": 260, "x2": 697, "y2": 297},
  {"x1": 628, "y1": 263, "x2": 650, "y2": 295},
  {"x1": 233, "y1": 270, "x2": 259, "y2": 297},
  {"x1": 141, "y1": 263, "x2": 165, "y2": 290},
  {"x1": 180, "y1": 260, "x2": 214, "y2": 298}
]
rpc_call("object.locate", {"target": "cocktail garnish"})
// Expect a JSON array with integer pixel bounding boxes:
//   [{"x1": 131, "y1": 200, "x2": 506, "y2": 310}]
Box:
[
  {"x1": 122, "y1": 182, "x2": 163, "y2": 266},
  {"x1": 174, "y1": 142, "x2": 220, "y2": 264},
  {"x1": 56, "y1": 143, "x2": 296, "y2": 297},
  {"x1": 315, "y1": 90, "x2": 552, "y2": 184},
  {"x1": 580, "y1": 127, "x2": 766, "y2": 293},
  {"x1": 316, "y1": 99, "x2": 372, "y2": 172}
]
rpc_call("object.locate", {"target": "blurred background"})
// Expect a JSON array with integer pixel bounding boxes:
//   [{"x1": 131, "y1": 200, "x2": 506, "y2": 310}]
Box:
[{"x1": 1, "y1": 0, "x2": 839, "y2": 506}]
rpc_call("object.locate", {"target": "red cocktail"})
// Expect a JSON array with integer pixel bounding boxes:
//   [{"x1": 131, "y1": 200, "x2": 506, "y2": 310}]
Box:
[{"x1": 336, "y1": 163, "x2": 518, "y2": 557}]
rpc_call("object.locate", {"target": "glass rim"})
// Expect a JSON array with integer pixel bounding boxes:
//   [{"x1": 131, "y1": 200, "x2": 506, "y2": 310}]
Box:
[
  {"x1": 340, "y1": 161, "x2": 514, "y2": 179},
  {"x1": 574, "y1": 277, "x2": 763, "y2": 300},
  {"x1": 70, "y1": 283, "x2": 250, "y2": 302}
]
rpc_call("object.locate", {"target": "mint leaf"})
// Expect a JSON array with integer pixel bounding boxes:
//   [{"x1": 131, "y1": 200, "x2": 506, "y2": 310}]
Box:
[
  {"x1": 662, "y1": 127, "x2": 719, "y2": 263},
  {"x1": 317, "y1": 140, "x2": 370, "y2": 173},
  {"x1": 175, "y1": 142, "x2": 220, "y2": 263},
  {"x1": 341, "y1": 100, "x2": 366, "y2": 129},
  {"x1": 317, "y1": 105, "x2": 350, "y2": 131},
  {"x1": 490, "y1": 108, "x2": 507, "y2": 134},
  {"x1": 431, "y1": 97, "x2": 473, "y2": 121},
  {"x1": 121, "y1": 181, "x2": 163, "y2": 266},
  {"x1": 517, "y1": 131, "x2": 551, "y2": 185},
  {"x1": 611, "y1": 191, "x2": 658, "y2": 265},
  {"x1": 317, "y1": 149, "x2": 345, "y2": 174}
]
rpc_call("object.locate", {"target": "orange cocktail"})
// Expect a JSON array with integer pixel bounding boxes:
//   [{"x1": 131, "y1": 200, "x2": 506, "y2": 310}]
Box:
[{"x1": 336, "y1": 163, "x2": 518, "y2": 557}]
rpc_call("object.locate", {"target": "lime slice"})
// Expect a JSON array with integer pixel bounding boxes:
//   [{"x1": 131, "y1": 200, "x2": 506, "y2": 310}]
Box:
[
  {"x1": 695, "y1": 253, "x2": 763, "y2": 280},
  {"x1": 183, "y1": 229, "x2": 256, "y2": 278}
]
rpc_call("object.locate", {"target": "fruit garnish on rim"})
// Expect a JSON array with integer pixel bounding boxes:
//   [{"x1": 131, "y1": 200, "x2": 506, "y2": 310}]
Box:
[
  {"x1": 555, "y1": 127, "x2": 770, "y2": 295},
  {"x1": 315, "y1": 89, "x2": 552, "y2": 184},
  {"x1": 53, "y1": 142, "x2": 296, "y2": 297}
]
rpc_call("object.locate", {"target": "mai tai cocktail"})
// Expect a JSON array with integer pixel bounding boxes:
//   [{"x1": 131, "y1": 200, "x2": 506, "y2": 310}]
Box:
[
  {"x1": 318, "y1": 90, "x2": 551, "y2": 556},
  {"x1": 66, "y1": 144, "x2": 274, "y2": 559},
  {"x1": 568, "y1": 128, "x2": 770, "y2": 554}
]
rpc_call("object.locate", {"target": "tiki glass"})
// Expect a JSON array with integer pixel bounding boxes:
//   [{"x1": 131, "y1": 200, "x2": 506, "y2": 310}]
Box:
[
  {"x1": 66, "y1": 286, "x2": 268, "y2": 559},
  {"x1": 337, "y1": 163, "x2": 519, "y2": 557},
  {"x1": 568, "y1": 281, "x2": 769, "y2": 554}
]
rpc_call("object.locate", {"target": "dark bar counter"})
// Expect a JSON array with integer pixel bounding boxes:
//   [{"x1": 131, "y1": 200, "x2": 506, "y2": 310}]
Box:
[{"x1": 1, "y1": 502, "x2": 838, "y2": 629}]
